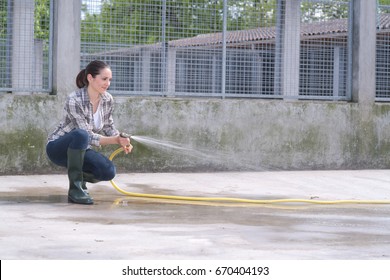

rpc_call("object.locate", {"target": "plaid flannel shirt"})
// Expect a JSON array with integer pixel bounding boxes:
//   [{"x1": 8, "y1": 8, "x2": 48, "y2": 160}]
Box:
[{"x1": 47, "y1": 87, "x2": 119, "y2": 147}]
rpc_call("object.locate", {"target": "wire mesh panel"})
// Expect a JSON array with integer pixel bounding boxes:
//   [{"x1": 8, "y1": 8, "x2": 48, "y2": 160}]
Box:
[
  {"x1": 165, "y1": 0, "x2": 224, "y2": 97},
  {"x1": 376, "y1": 3, "x2": 390, "y2": 101},
  {"x1": 175, "y1": 48, "x2": 222, "y2": 96},
  {"x1": 224, "y1": 0, "x2": 278, "y2": 97},
  {"x1": 0, "y1": 0, "x2": 51, "y2": 93},
  {"x1": 81, "y1": 0, "x2": 274, "y2": 97},
  {"x1": 298, "y1": 0, "x2": 350, "y2": 100},
  {"x1": 80, "y1": 0, "x2": 352, "y2": 99},
  {"x1": 81, "y1": 0, "x2": 224, "y2": 96}
]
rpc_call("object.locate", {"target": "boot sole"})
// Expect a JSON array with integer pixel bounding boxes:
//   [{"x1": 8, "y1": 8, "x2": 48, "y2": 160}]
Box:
[{"x1": 68, "y1": 196, "x2": 94, "y2": 205}]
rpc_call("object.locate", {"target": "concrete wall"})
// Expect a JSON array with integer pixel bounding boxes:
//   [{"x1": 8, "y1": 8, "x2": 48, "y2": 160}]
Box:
[
  {"x1": 1, "y1": 0, "x2": 387, "y2": 175},
  {"x1": 2, "y1": 94, "x2": 390, "y2": 175}
]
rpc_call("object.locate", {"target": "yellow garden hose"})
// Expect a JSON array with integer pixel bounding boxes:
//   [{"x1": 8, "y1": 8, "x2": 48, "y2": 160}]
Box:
[{"x1": 109, "y1": 147, "x2": 390, "y2": 205}]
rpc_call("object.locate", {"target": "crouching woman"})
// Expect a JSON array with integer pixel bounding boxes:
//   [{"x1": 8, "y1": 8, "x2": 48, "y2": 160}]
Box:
[{"x1": 46, "y1": 60, "x2": 132, "y2": 205}]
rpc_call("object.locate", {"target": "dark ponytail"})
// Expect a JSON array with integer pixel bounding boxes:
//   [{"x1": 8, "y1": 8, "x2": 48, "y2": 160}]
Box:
[
  {"x1": 75, "y1": 60, "x2": 110, "y2": 88},
  {"x1": 76, "y1": 69, "x2": 87, "y2": 88}
]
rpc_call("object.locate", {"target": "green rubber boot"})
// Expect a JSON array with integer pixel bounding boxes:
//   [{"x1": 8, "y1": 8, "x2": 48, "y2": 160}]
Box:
[{"x1": 67, "y1": 148, "x2": 94, "y2": 205}]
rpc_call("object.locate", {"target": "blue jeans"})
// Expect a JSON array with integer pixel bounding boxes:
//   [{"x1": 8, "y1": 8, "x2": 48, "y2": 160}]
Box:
[{"x1": 46, "y1": 129, "x2": 116, "y2": 181}]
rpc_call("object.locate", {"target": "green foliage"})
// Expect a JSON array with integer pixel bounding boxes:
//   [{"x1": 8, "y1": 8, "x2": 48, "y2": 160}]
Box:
[
  {"x1": 301, "y1": 0, "x2": 350, "y2": 22},
  {"x1": 34, "y1": 0, "x2": 50, "y2": 40},
  {"x1": 0, "y1": 0, "x2": 50, "y2": 40},
  {"x1": 0, "y1": 0, "x2": 8, "y2": 39},
  {"x1": 227, "y1": 0, "x2": 277, "y2": 30},
  {"x1": 82, "y1": 0, "x2": 224, "y2": 44},
  {"x1": 2, "y1": 0, "x2": 376, "y2": 45},
  {"x1": 80, "y1": 0, "x2": 280, "y2": 44},
  {"x1": 79, "y1": 0, "x2": 355, "y2": 45}
]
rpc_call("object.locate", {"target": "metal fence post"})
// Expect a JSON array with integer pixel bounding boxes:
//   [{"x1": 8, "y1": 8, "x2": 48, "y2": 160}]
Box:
[
  {"x1": 161, "y1": 0, "x2": 167, "y2": 96},
  {"x1": 221, "y1": 0, "x2": 227, "y2": 99}
]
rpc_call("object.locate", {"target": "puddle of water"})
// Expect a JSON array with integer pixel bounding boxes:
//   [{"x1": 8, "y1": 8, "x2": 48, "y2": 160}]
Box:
[
  {"x1": 1, "y1": 186, "x2": 387, "y2": 233},
  {"x1": 0, "y1": 185, "x2": 306, "y2": 227},
  {"x1": 3, "y1": 185, "x2": 390, "y2": 255},
  {"x1": 0, "y1": 187, "x2": 67, "y2": 204}
]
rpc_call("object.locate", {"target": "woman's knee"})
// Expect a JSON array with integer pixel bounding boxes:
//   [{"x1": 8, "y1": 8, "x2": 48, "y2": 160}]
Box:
[
  {"x1": 69, "y1": 129, "x2": 89, "y2": 150},
  {"x1": 106, "y1": 165, "x2": 116, "y2": 181},
  {"x1": 99, "y1": 164, "x2": 116, "y2": 181}
]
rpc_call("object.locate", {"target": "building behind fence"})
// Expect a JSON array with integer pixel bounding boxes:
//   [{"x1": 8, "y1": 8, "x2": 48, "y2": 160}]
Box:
[{"x1": 0, "y1": 0, "x2": 388, "y2": 101}]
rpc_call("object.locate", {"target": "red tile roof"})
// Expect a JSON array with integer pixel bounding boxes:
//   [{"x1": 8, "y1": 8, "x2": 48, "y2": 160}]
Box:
[{"x1": 169, "y1": 14, "x2": 390, "y2": 47}]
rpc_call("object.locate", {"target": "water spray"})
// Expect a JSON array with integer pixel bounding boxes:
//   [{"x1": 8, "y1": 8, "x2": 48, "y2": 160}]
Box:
[{"x1": 109, "y1": 135, "x2": 390, "y2": 205}]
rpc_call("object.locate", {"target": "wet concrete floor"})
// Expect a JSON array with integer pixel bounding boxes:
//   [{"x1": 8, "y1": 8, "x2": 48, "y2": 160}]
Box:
[{"x1": 1, "y1": 170, "x2": 390, "y2": 259}]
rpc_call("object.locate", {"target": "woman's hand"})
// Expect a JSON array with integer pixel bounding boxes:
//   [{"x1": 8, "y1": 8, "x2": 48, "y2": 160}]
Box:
[{"x1": 118, "y1": 134, "x2": 133, "y2": 154}]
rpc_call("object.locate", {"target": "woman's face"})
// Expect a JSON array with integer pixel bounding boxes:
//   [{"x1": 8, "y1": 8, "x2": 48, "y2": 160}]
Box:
[{"x1": 87, "y1": 67, "x2": 112, "y2": 94}]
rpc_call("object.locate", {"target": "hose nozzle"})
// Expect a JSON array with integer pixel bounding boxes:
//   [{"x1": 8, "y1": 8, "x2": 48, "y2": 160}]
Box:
[{"x1": 119, "y1": 132, "x2": 131, "y2": 139}]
